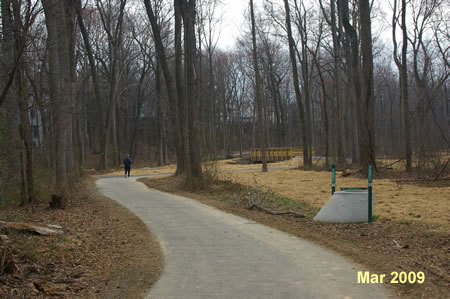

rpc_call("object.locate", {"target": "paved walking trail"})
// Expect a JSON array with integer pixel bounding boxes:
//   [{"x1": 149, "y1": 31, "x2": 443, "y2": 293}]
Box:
[{"x1": 96, "y1": 176, "x2": 393, "y2": 299}]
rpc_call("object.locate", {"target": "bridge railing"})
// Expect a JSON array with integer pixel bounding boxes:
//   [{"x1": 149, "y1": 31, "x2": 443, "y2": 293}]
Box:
[{"x1": 250, "y1": 147, "x2": 313, "y2": 162}]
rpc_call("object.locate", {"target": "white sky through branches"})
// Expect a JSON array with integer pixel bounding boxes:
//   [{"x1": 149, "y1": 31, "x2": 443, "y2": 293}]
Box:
[
  {"x1": 212, "y1": 0, "x2": 419, "y2": 51},
  {"x1": 216, "y1": 0, "x2": 260, "y2": 49}
]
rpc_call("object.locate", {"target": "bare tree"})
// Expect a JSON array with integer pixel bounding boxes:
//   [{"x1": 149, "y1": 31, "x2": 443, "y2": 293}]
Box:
[
  {"x1": 143, "y1": 0, "x2": 184, "y2": 174},
  {"x1": 292, "y1": 0, "x2": 314, "y2": 167},
  {"x1": 74, "y1": 0, "x2": 106, "y2": 169},
  {"x1": 95, "y1": 0, "x2": 128, "y2": 169},
  {"x1": 283, "y1": 0, "x2": 309, "y2": 169},
  {"x1": 308, "y1": 18, "x2": 330, "y2": 167},
  {"x1": 339, "y1": 0, "x2": 376, "y2": 174},
  {"x1": 250, "y1": 0, "x2": 268, "y2": 172},
  {"x1": 359, "y1": 0, "x2": 376, "y2": 171},
  {"x1": 392, "y1": 0, "x2": 412, "y2": 172},
  {"x1": 319, "y1": 0, "x2": 345, "y2": 165},
  {"x1": 1, "y1": 0, "x2": 40, "y2": 207},
  {"x1": 42, "y1": 0, "x2": 70, "y2": 189},
  {"x1": 408, "y1": 0, "x2": 446, "y2": 168},
  {"x1": 178, "y1": 0, "x2": 203, "y2": 184},
  {"x1": 198, "y1": 0, "x2": 221, "y2": 158}
]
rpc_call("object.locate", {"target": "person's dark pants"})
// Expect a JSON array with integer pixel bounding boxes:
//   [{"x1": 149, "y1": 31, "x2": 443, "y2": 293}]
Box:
[{"x1": 125, "y1": 167, "x2": 130, "y2": 177}]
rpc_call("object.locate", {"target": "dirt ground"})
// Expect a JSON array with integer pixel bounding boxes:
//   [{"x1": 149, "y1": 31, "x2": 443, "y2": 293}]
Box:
[
  {"x1": 138, "y1": 160, "x2": 449, "y2": 299},
  {"x1": 0, "y1": 176, "x2": 162, "y2": 298}
]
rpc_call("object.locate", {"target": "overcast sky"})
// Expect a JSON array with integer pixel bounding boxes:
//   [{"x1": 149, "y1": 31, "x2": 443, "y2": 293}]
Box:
[
  {"x1": 215, "y1": 0, "x2": 263, "y2": 50},
  {"x1": 212, "y1": 0, "x2": 397, "y2": 51}
]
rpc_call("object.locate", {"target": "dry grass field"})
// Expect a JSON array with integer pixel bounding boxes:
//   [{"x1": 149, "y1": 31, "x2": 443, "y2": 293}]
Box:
[{"x1": 218, "y1": 160, "x2": 450, "y2": 231}]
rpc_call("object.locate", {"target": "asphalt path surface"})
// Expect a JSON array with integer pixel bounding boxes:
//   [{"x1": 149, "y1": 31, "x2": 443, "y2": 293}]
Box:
[{"x1": 96, "y1": 176, "x2": 393, "y2": 299}]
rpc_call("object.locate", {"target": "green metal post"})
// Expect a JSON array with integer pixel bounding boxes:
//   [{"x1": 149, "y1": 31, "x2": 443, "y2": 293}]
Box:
[
  {"x1": 331, "y1": 164, "x2": 336, "y2": 195},
  {"x1": 368, "y1": 164, "x2": 373, "y2": 223}
]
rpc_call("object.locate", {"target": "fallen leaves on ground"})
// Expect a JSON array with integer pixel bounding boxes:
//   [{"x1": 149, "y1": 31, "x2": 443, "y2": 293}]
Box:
[{"x1": 0, "y1": 176, "x2": 162, "y2": 298}]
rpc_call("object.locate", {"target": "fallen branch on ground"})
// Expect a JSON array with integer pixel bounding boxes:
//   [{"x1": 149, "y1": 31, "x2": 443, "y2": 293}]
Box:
[
  {"x1": 380, "y1": 159, "x2": 402, "y2": 169},
  {"x1": 244, "y1": 176, "x2": 304, "y2": 218},
  {"x1": 0, "y1": 221, "x2": 64, "y2": 236},
  {"x1": 393, "y1": 239, "x2": 402, "y2": 248},
  {"x1": 248, "y1": 203, "x2": 304, "y2": 218},
  {"x1": 393, "y1": 239, "x2": 409, "y2": 249}
]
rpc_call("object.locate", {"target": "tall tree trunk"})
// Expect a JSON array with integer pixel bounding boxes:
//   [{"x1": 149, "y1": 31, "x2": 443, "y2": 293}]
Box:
[
  {"x1": 276, "y1": 78, "x2": 287, "y2": 146},
  {"x1": 283, "y1": 0, "x2": 308, "y2": 169},
  {"x1": 53, "y1": 0, "x2": 74, "y2": 174},
  {"x1": 263, "y1": 44, "x2": 282, "y2": 147},
  {"x1": 311, "y1": 51, "x2": 329, "y2": 167},
  {"x1": 207, "y1": 34, "x2": 216, "y2": 158},
  {"x1": 156, "y1": 59, "x2": 164, "y2": 166},
  {"x1": 416, "y1": 80, "x2": 426, "y2": 168},
  {"x1": 19, "y1": 142, "x2": 27, "y2": 204},
  {"x1": 74, "y1": 0, "x2": 106, "y2": 169},
  {"x1": 65, "y1": 0, "x2": 79, "y2": 173},
  {"x1": 174, "y1": 0, "x2": 187, "y2": 174},
  {"x1": 1, "y1": 0, "x2": 20, "y2": 179},
  {"x1": 358, "y1": 0, "x2": 377, "y2": 172},
  {"x1": 295, "y1": 1, "x2": 313, "y2": 167},
  {"x1": 42, "y1": 0, "x2": 68, "y2": 189},
  {"x1": 238, "y1": 103, "x2": 243, "y2": 158},
  {"x1": 97, "y1": 0, "x2": 127, "y2": 169},
  {"x1": 222, "y1": 89, "x2": 228, "y2": 157},
  {"x1": 9, "y1": 0, "x2": 35, "y2": 208},
  {"x1": 411, "y1": 39, "x2": 431, "y2": 169},
  {"x1": 112, "y1": 103, "x2": 119, "y2": 168},
  {"x1": 339, "y1": 0, "x2": 375, "y2": 174},
  {"x1": 144, "y1": 0, "x2": 183, "y2": 174},
  {"x1": 329, "y1": 0, "x2": 345, "y2": 164},
  {"x1": 179, "y1": 0, "x2": 202, "y2": 185},
  {"x1": 343, "y1": 32, "x2": 359, "y2": 163},
  {"x1": 250, "y1": 0, "x2": 268, "y2": 172},
  {"x1": 129, "y1": 64, "x2": 147, "y2": 162},
  {"x1": 17, "y1": 64, "x2": 35, "y2": 208}
]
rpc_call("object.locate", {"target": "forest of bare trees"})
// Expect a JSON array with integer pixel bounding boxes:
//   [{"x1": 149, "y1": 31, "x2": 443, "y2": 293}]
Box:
[{"x1": 0, "y1": 0, "x2": 448, "y2": 204}]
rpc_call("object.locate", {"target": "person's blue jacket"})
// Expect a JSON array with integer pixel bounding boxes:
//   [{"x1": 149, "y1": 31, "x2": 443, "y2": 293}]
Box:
[{"x1": 123, "y1": 157, "x2": 132, "y2": 168}]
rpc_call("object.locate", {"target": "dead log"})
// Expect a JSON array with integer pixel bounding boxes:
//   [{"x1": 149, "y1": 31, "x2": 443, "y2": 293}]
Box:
[
  {"x1": 248, "y1": 204, "x2": 304, "y2": 218},
  {"x1": 0, "y1": 221, "x2": 64, "y2": 236}
]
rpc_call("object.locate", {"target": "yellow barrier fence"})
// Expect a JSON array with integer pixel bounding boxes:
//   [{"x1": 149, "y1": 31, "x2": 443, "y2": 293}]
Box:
[{"x1": 250, "y1": 147, "x2": 313, "y2": 162}]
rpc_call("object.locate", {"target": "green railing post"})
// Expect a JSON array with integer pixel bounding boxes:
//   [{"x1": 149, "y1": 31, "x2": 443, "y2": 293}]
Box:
[
  {"x1": 331, "y1": 164, "x2": 336, "y2": 195},
  {"x1": 368, "y1": 164, "x2": 373, "y2": 223}
]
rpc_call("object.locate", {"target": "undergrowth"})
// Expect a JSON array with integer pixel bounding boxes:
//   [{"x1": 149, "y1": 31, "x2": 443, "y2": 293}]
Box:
[{"x1": 210, "y1": 177, "x2": 316, "y2": 217}]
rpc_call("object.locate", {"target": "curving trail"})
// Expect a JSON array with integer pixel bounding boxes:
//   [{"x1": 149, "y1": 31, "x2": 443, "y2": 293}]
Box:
[{"x1": 96, "y1": 176, "x2": 394, "y2": 299}]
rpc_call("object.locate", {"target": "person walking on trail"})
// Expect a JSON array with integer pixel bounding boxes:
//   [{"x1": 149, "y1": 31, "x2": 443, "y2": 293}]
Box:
[{"x1": 123, "y1": 154, "x2": 132, "y2": 178}]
